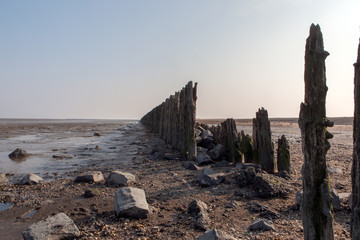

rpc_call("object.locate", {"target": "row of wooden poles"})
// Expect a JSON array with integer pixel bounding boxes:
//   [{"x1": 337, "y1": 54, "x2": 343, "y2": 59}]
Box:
[
  {"x1": 141, "y1": 24, "x2": 360, "y2": 239},
  {"x1": 140, "y1": 81, "x2": 197, "y2": 160}
]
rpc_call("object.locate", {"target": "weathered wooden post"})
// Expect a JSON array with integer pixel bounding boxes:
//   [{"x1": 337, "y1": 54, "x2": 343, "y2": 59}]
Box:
[
  {"x1": 252, "y1": 107, "x2": 276, "y2": 172},
  {"x1": 239, "y1": 130, "x2": 253, "y2": 163},
  {"x1": 352, "y1": 39, "x2": 360, "y2": 240},
  {"x1": 221, "y1": 118, "x2": 241, "y2": 163},
  {"x1": 277, "y1": 135, "x2": 290, "y2": 173},
  {"x1": 298, "y1": 24, "x2": 334, "y2": 240}
]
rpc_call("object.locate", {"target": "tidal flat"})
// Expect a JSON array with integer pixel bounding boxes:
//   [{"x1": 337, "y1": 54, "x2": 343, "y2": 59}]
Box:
[{"x1": 0, "y1": 118, "x2": 353, "y2": 239}]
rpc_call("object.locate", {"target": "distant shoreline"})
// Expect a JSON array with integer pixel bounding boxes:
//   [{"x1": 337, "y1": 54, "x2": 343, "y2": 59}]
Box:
[{"x1": 197, "y1": 117, "x2": 353, "y2": 126}]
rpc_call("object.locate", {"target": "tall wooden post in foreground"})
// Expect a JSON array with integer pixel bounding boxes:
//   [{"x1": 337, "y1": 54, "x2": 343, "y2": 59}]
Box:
[
  {"x1": 298, "y1": 24, "x2": 334, "y2": 240},
  {"x1": 352, "y1": 39, "x2": 360, "y2": 240}
]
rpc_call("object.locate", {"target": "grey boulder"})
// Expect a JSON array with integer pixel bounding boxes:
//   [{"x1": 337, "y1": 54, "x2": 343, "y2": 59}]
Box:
[
  {"x1": 196, "y1": 153, "x2": 213, "y2": 166},
  {"x1": 22, "y1": 212, "x2": 80, "y2": 240},
  {"x1": 74, "y1": 171, "x2": 104, "y2": 183},
  {"x1": 9, "y1": 148, "x2": 28, "y2": 159},
  {"x1": 183, "y1": 161, "x2": 200, "y2": 170},
  {"x1": 106, "y1": 171, "x2": 135, "y2": 186},
  {"x1": 20, "y1": 174, "x2": 43, "y2": 185},
  {"x1": 196, "y1": 168, "x2": 225, "y2": 187},
  {"x1": 114, "y1": 187, "x2": 149, "y2": 219},
  {"x1": 208, "y1": 144, "x2": 225, "y2": 160}
]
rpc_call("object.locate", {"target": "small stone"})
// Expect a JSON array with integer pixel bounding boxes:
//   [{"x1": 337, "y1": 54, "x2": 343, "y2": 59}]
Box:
[
  {"x1": 22, "y1": 212, "x2": 80, "y2": 240},
  {"x1": 106, "y1": 171, "x2": 135, "y2": 187},
  {"x1": 296, "y1": 191, "x2": 303, "y2": 207},
  {"x1": 188, "y1": 199, "x2": 208, "y2": 215},
  {"x1": 20, "y1": 174, "x2": 43, "y2": 185},
  {"x1": 83, "y1": 189, "x2": 100, "y2": 198},
  {"x1": 200, "y1": 130, "x2": 213, "y2": 139},
  {"x1": 74, "y1": 171, "x2": 104, "y2": 183},
  {"x1": 248, "y1": 219, "x2": 275, "y2": 231},
  {"x1": 197, "y1": 229, "x2": 236, "y2": 240},
  {"x1": 9, "y1": 148, "x2": 28, "y2": 159},
  {"x1": 327, "y1": 166, "x2": 343, "y2": 174},
  {"x1": 246, "y1": 201, "x2": 269, "y2": 213}
]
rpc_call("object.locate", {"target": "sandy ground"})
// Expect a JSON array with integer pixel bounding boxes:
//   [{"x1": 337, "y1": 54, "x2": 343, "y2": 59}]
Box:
[{"x1": 0, "y1": 119, "x2": 353, "y2": 239}]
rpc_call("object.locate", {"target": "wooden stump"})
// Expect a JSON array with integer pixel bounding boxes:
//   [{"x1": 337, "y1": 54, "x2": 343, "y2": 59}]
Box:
[
  {"x1": 298, "y1": 24, "x2": 334, "y2": 240},
  {"x1": 277, "y1": 135, "x2": 290, "y2": 173},
  {"x1": 252, "y1": 108, "x2": 276, "y2": 173},
  {"x1": 239, "y1": 130, "x2": 254, "y2": 163},
  {"x1": 209, "y1": 118, "x2": 242, "y2": 163},
  {"x1": 352, "y1": 39, "x2": 360, "y2": 240}
]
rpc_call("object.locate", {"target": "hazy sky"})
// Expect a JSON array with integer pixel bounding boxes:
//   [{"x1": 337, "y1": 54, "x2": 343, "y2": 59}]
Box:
[{"x1": 1, "y1": 1, "x2": 359, "y2": 119}]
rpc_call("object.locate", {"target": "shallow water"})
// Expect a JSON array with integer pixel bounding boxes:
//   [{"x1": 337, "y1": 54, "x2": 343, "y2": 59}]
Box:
[{"x1": 0, "y1": 119, "x2": 137, "y2": 177}]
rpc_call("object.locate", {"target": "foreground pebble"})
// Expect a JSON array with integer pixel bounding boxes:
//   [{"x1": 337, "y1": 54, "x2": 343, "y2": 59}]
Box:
[
  {"x1": 22, "y1": 212, "x2": 80, "y2": 240},
  {"x1": 20, "y1": 174, "x2": 43, "y2": 185},
  {"x1": 114, "y1": 187, "x2": 149, "y2": 219}
]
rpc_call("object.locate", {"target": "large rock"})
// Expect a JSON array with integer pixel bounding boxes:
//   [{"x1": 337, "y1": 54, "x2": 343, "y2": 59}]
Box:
[
  {"x1": 196, "y1": 168, "x2": 225, "y2": 187},
  {"x1": 0, "y1": 174, "x2": 9, "y2": 185},
  {"x1": 114, "y1": 187, "x2": 149, "y2": 219},
  {"x1": 252, "y1": 172, "x2": 290, "y2": 198},
  {"x1": 188, "y1": 199, "x2": 210, "y2": 230},
  {"x1": 197, "y1": 229, "x2": 236, "y2": 240},
  {"x1": 22, "y1": 212, "x2": 80, "y2": 240},
  {"x1": 196, "y1": 152, "x2": 214, "y2": 166},
  {"x1": 208, "y1": 144, "x2": 225, "y2": 160},
  {"x1": 183, "y1": 161, "x2": 200, "y2": 170},
  {"x1": 248, "y1": 219, "x2": 275, "y2": 231},
  {"x1": 74, "y1": 171, "x2": 104, "y2": 183},
  {"x1": 200, "y1": 130, "x2": 213, "y2": 139},
  {"x1": 106, "y1": 171, "x2": 135, "y2": 186},
  {"x1": 20, "y1": 174, "x2": 43, "y2": 185},
  {"x1": 9, "y1": 148, "x2": 28, "y2": 159}
]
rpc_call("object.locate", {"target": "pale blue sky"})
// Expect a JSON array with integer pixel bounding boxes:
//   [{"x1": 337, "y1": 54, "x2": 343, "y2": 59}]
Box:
[{"x1": 1, "y1": 0, "x2": 359, "y2": 119}]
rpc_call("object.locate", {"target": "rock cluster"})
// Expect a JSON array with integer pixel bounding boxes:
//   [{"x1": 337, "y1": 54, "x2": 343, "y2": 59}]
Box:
[{"x1": 235, "y1": 165, "x2": 290, "y2": 198}]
